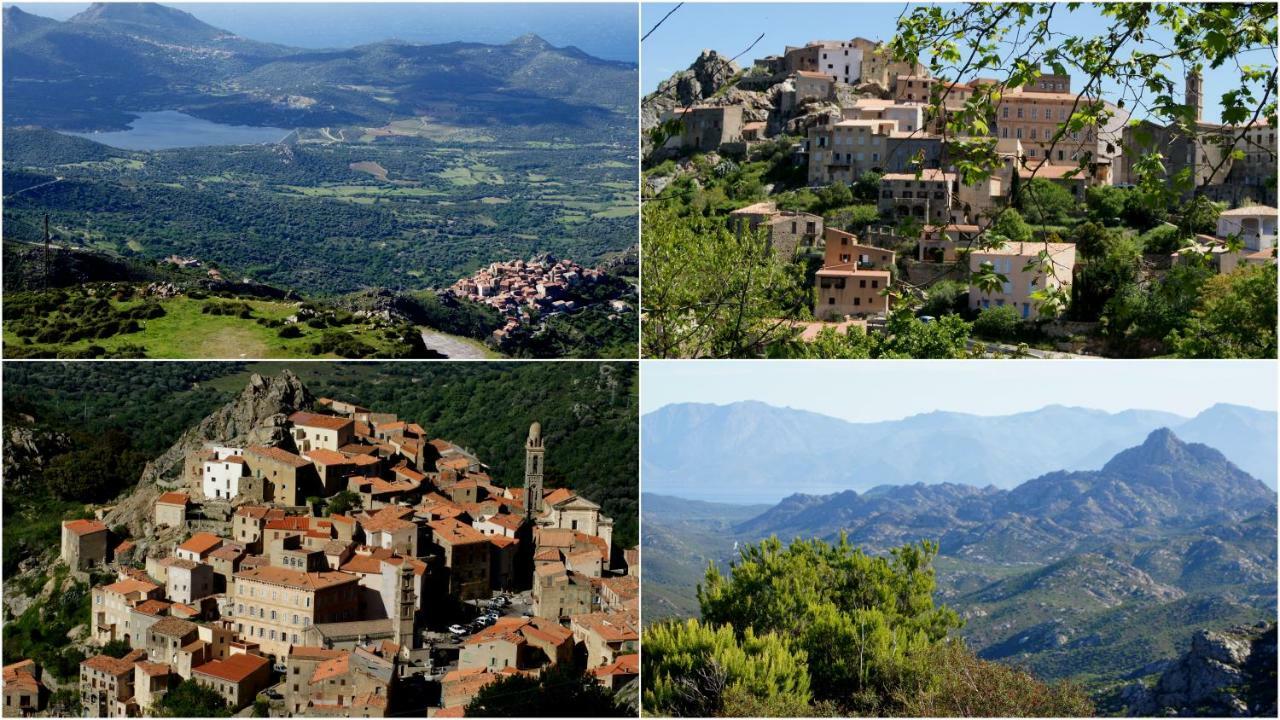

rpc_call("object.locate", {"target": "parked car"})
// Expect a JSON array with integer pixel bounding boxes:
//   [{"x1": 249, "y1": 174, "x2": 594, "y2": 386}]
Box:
[{"x1": 448, "y1": 624, "x2": 468, "y2": 636}]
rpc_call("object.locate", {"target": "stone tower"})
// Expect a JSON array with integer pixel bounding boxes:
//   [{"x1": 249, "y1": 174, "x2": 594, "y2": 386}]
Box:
[
  {"x1": 1187, "y1": 69, "x2": 1203, "y2": 122},
  {"x1": 388, "y1": 561, "x2": 415, "y2": 655},
  {"x1": 523, "y1": 421, "x2": 545, "y2": 519}
]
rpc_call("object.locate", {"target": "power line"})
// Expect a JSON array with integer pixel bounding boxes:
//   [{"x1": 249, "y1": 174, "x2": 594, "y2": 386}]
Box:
[{"x1": 641, "y1": 2, "x2": 683, "y2": 43}]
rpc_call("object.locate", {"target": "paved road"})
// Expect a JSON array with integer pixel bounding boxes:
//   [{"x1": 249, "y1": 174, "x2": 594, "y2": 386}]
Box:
[
  {"x1": 420, "y1": 328, "x2": 488, "y2": 359},
  {"x1": 5, "y1": 176, "x2": 64, "y2": 199}
]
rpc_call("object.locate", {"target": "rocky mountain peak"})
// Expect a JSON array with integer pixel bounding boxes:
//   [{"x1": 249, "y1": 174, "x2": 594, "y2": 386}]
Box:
[
  {"x1": 1102, "y1": 427, "x2": 1224, "y2": 476},
  {"x1": 507, "y1": 32, "x2": 554, "y2": 52},
  {"x1": 69, "y1": 2, "x2": 227, "y2": 42}
]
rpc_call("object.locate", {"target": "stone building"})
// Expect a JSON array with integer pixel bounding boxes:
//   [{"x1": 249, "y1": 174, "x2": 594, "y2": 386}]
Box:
[
  {"x1": 61, "y1": 519, "x2": 108, "y2": 572},
  {"x1": 728, "y1": 201, "x2": 824, "y2": 257},
  {"x1": 231, "y1": 567, "x2": 361, "y2": 660},
  {"x1": 153, "y1": 493, "x2": 189, "y2": 529}
]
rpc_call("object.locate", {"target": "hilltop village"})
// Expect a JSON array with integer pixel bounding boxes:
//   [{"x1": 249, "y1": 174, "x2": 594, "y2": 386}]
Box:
[
  {"x1": 644, "y1": 36, "x2": 1277, "y2": 355},
  {"x1": 8, "y1": 402, "x2": 637, "y2": 717},
  {"x1": 447, "y1": 255, "x2": 632, "y2": 346}
]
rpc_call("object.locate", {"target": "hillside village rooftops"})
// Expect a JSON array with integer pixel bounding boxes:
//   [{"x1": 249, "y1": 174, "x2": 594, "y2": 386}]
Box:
[
  {"x1": 592, "y1": 653, "x2": 639, "y2": 679},
  {"x1": 542, "y1": 488, "x2": 574, "y2": 506},
  {"x1": 150, "y1": 617, "x2": 198, "y2": 638},
  {"x1": 572, "y1": 612, "x2": 638, "y2": 643},
  {"x1": 177, "y1": 532, "x2": 224, "y2": 555},
  {"x1": 234, "y1": 505, "x2": 285, "y2": 520},
  {"x1": 246, "y1": 445, "x2": 312, "y2": 468},
  {"x1": 289, "y1": 412, "x2": 354, "y2": 431},
  {"x1": 235, "y1": 566, "x2": 359, "y2": 591},
  {"x1": 159, "y1": 557, "x2": 199, "y2": 571},
  {"x1": 135, "y1": 662, "x2": 171, "y2": 678},
  {"x1": 156, "y1": 492, "x2": 190, "y2": 506},
  {"x1": 133, "y1": 599, "x2": 172, "y2": 616},
  {"x1": 289, "y1": 646, "x2": 347, "y2": 661},
  {"x1": 304, "y1": 448, "x2": 352, "y2": 465},
  {"x1": 64, "y1": 518, "x2": 107, "y2": 535},
  {"x1": 193, "y1": 653, "x2": 269, "y2": 683},
  {"x1": 82, "y1": 654, "x2": 135, "y2": 676},
  {"x1": 103, "y1": 578, "x2": 160, "y2": 596},
  {"x1": 428, "y1": 518, "x2": 488, "y2": 545},
  {"x1": 310, "y1": 654, "x2": 350, "y2": 683}
]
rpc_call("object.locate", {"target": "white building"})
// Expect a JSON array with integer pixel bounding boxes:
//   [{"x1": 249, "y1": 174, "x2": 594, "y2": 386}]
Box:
[
  {"x1": 202, "y1": 447, "x2": 247, "y2": 501},
  {"x1": 1217, "y1": 206, "x2": 1278, "y2": 251},
  {"x1": 815, "y1": 39, "x2": 867, "y2": 85}
]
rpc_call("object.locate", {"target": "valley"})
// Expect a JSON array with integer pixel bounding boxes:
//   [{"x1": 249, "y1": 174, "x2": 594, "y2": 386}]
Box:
[
  {"x1": 1, "y1": 3, "x2": 639, "y2": 359},
  {"x1": 642, "y1": 429, "x2": 1278, "y2": 710}
]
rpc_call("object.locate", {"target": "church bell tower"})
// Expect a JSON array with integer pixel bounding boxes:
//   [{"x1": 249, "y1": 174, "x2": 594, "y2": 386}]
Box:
[{"x1": 523, "y1": 421, "x2": 545, "y2": 519}]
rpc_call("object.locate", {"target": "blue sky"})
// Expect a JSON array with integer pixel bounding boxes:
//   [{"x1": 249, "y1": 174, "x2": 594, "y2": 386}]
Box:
[
  {"x1": 640, "y1": 360, "x2": 1278, "y2": 421},
  {"x1": 11, "y1": 2, "x2": 638, "y2": 62},
  {"x1": 642, "y1": 2, "x2": 1274, "y2": 123}
]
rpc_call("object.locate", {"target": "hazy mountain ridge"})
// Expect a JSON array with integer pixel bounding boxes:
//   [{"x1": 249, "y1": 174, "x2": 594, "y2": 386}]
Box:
[
  {"x1": 3, "y1": 2, "x2": 636, "y2": 130},
  {"x1": 642, "y1": 401, "x2": 1277, "y2": 501},
  {"x1": 643, "y1": 430, "x2": 1278, "y2": 693}
]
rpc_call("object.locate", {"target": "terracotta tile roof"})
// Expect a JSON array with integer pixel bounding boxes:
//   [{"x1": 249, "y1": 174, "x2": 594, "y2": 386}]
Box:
[
  {"x1": 591, "y1": 653, "x2": 639, "y2": 677},
  {"x1": 208, "y1": 544, "x2": 247, "y2": 562},
  {"x1": 572, "y1": 612, "x2": 638, "y2": 643},
  {"x1": 542, "y1": 486, "x2": 573, "y2": 504},
  {"x1": 246, "y1": 445, "x2": 311, "y2": 468},
  {"x1": 156, "y1": 492, "x2": 190, "y2": 506},
  {"x1": 115, "y1": 540, "x2": 136, "y2": 554},
  {"x1": 489, "y1": 535, "x2": 517, "y2": 549},
  {"x1": 796, "y1": 70, "x2": 833, "y2": 80},
  {"x1": 534, "y1": 528, "x2": 574, "y2": 549},
  {"x1": 63, "y1": 518, "x2": 107, "y2": 536},
  {"x1": 150, "y1": 617, "x2": 198, "y2": 638},
  {"x1": 235, "y1": 566, "x2": 359, "y2": 591},
  {"x1": 132, "y1": 599, "x2": 172, "y2": 616},
  {"x1": 266, "y1": 516, "x2": 313, "y2": 532},
  {"x1": 601, "y1": 575, "x2": 639, "y2": 601},
  {"x1": 103, "y1": 578, "x2": 160, "y2": 596},
  {"x1": 289, "y1": 412, "x2": 354, "y2": 432},
  {"x1": 159, "y1": 557, "x2": 199, "y2": 571},
  {"x1": 82, "y1": 654, "x2": 134, "y2": 676},
  {"x1": 135, "y1": 661, "x2": 171, "y2": 678},
  {"x1": 288, "y1": 647, "x2": 347, "y2": 661},
  {"x1": 304, "y1": 448, "x2": 352, "y2": 466},
  {"x1": 171, "y1": 604, "x2": 200, "y2": 619},
  {"x1": 361, "y1": 506, "x2": 417, "y2": 533},
  {"x1": 339, "y1": 444, "x2": 378, "y2": 456},
  {"x1": 427, "y1": 518, "x2": 487, "y2": 546},
  {"x1": 309, "y1": 654, "x2": 350, "y2": 683},
  {"x1": 193, "y1": 654, "x2": 268, "y2": 683},
  {"x1": 177, "y1": 532, "x2": 223, "y2": 556}
]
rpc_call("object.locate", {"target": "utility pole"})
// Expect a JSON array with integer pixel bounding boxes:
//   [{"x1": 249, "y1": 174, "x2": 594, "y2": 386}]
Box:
[{"x1": 43, "y1": 213, "x2": 51, "y2": 289}]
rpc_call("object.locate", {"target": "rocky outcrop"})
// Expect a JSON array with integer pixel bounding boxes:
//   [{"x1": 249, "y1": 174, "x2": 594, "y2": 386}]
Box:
[
  {"x1": 1124, "y1": 623, "x2": 1277, "y2": 717},
  {"x1": 3, "y1": 423, "x2": 71, "y2": 493},
  {"x1": 103, "y1": 371, "x2": 313, "y2": 538},
  {"x1": 642, "y1": 49, "x2": 741, "y2": 132}
]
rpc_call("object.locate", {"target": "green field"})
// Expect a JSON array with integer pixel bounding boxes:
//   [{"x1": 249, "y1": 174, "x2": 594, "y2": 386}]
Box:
[{"x1": 2, "y1": 296, "x2": 417, "y2": 359}]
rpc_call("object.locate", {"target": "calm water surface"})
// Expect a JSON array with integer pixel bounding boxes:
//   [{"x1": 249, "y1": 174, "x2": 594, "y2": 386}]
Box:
[{"x1": 64, "y1": 110, "x2": 292, "y2": 150}]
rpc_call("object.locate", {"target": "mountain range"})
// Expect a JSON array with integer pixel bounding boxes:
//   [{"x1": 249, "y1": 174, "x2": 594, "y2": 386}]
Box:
[
  {"x1": 3, "y1": 3, "x2": 636, "y2": 131},
  {"x1": 642, "y1": 401, "x2": 1278, "y2": 501},
  {"x1": 644, "y1": 428, "x2": 1277, "y2": 698}
]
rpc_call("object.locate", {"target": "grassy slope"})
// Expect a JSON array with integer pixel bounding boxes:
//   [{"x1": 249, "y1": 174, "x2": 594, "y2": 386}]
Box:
[{"x1": 3, "y1": 296, "x2": 426, "y2": 358}]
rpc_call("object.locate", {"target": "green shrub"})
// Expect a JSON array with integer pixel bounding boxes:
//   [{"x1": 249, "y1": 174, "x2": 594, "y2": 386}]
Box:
[{"x1": 973, "y1": 305, "x2": 1022, "y2": 341}]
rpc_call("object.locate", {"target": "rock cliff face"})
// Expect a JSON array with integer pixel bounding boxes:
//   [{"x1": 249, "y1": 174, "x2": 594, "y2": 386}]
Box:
[
  {"x1": 2, "y1": 423, "x2": 71, "y2": 493},
  {"x1": 1124, "y1": 623, "x2": 1277, "y2": 717},
  {"x1": 103, "y1": 371, "x2": 313, "y2": 537},
  {"x1": 642, "y1": 49, "x2": 741, "y2": 132}
]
